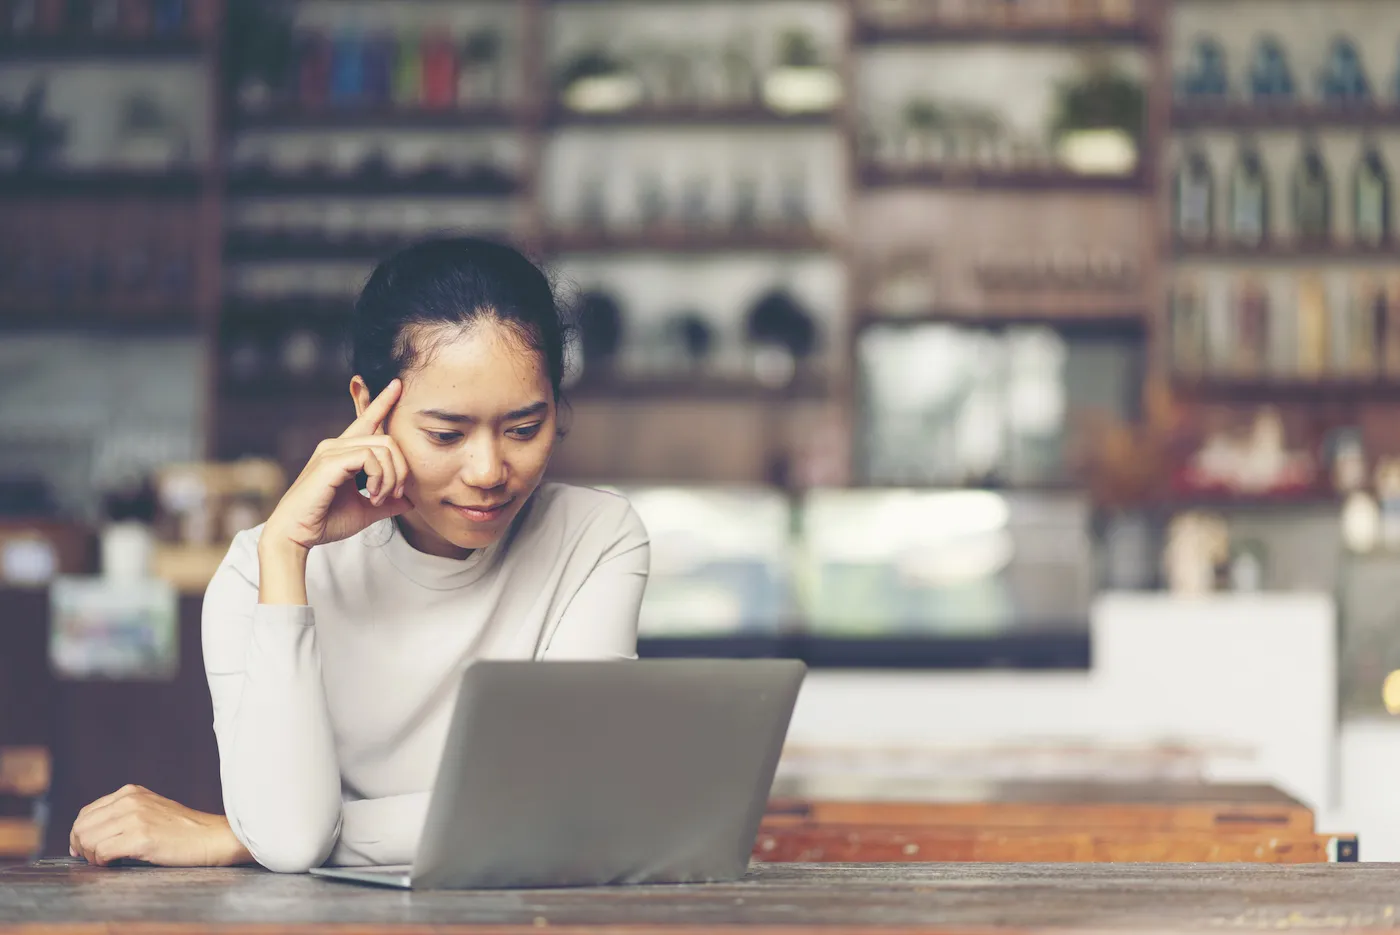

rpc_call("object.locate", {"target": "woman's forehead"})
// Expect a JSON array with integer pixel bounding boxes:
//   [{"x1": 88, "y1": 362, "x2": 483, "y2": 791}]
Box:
[{"x1": 399, "y1": 323, "x2": 550, "y2": 412}]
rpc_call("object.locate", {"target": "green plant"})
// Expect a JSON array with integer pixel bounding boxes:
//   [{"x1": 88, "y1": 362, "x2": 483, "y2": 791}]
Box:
[
  {"x1": 555, "y1": 48, "x2": 627, "y2": 92},
  {"x1": 902, "y1": 97, "x2": 946, "y2": 130},
  {"x1": 1050, "y1": 54, "x2": 1146, "y2": 140},
  {"x1": 776, "y1": 29, "x2": 823, "y2": 69}
]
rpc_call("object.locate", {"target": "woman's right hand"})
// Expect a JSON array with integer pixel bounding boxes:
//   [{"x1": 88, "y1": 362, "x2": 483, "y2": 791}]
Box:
[{"x1": 261, "y1": 379, "x2": 413, "y2": 556}]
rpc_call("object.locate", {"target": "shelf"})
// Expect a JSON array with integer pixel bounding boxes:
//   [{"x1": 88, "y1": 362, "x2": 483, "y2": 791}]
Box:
[
  {"x1": 0, "y1": 304, "x2": 202, "y2": 334},
  {"x1": 544, "y1": 227, "x2": 834, "y2": 255},
  {"x1": 1172, "y1": 102, "x2": 1400, "y2": 131},
  {"x1": 0, "y1": 35, "x2": 205, "y2": 61},
  {"x1": 568, "y1": 372, "x2": 830, "y2": 402},
  {"x1": 1172, "y1": 241, "x2": 1398, "y2": 261},
  {"x1": 226, "y1": 171, "x2": 519, "y2": 198},
  {"x1": 639, "y1": 631, "x2": 1090, "y2": 670},
  {"x1": 222, "y1": 298, "x2": 353, "y2": 321},
  {"x1": 1150, "y1": 494, "x2": 1342, "y2": 514},
  {"x1": 860, "y1": 309, "x2": 1147, "y2": 337},
  {"x1": 219, "y1": 376, "x2": 349, "y2": 400},
  {"x1": 1173, "y1": 376, "x2": 1400, "y2": 401},
  {"x1": 235, "y1": 105, "x2": 518, "y2": 131},
  {"x1": 859, "y1": 164, "x2": 1148, "y2": 193},
  {"x1": 0, "y1": 170, "x2": 204, "y2": 197},
  {"x1": 856, "y1": 19, "x2": 1152, "y2": 46},
  {"x1": 549, "y1": 104, "x2": 835, "y2": 128},
  {"x1": 224, "y1": 232, "x2": 512, "y2": 261}
]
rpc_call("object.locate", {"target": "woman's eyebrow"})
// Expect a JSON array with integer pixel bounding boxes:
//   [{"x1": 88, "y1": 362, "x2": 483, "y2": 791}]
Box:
[{"x1": 418, "y1": 401, "x2": 548, "y2": 424}]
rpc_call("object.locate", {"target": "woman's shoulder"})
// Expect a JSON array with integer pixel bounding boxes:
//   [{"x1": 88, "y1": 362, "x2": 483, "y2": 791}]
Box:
[{"x1": 514, "y1": 483, "x2": 649, "y2": 557}]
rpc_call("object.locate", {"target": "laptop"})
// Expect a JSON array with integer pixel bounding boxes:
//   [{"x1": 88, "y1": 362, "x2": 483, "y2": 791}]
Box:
[{"x1": 310, "y1": 658, "x2": 805, "y2": 889}]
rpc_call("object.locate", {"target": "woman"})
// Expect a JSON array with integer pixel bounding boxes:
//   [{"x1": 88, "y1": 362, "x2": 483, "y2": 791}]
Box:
[{"x1": 67, "y1": 237, "x2": 650, "y2": 872}]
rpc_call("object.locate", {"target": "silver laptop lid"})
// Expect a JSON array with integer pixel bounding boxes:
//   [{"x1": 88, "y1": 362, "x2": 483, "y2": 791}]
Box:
[{"x1": 412, "y1": 659, "x2": 805, "y2": 889}]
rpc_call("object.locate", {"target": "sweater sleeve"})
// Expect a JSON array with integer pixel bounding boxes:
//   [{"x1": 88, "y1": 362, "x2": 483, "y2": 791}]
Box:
[
  {"x1": 329, "y1": 793, "x2": 430, "y2": 867},
  {"x1": 543, "y1": 499, "x2": 650, "y2": 660},
  {"x1": 202, "y1": 531, "x2": 343, "y2": 873}
]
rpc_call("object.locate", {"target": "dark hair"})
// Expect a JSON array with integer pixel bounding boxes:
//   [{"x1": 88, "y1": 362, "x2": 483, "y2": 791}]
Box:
[{"x1": 351, "y1": 236, "x2": 568, "y2": 399}]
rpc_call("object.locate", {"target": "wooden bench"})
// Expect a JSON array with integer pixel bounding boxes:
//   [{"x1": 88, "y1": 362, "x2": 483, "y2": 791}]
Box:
[
  {"x1": 0, "y1": 747, "x2": 49, "y2": 861},
  {"x1": 754, "y1": 779, "x2": 1357, "y2": 864}
]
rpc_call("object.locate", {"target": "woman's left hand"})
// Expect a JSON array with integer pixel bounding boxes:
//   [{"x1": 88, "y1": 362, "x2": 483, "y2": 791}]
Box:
[{"x1": 69, "y1": 784, "x2": 252, "y2": 867}]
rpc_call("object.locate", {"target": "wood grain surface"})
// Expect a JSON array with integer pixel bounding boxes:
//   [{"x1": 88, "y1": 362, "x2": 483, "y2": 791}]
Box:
[{"x1": 2, "y1": 860, "x2": 1399, "y2": 932}]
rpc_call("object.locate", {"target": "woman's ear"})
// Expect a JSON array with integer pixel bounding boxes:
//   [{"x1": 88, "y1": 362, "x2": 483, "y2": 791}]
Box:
[{"x1": 349, "y1": 375, "x2": 373, "y2": 419}]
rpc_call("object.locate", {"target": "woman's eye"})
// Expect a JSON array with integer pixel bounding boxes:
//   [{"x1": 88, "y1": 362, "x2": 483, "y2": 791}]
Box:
[
  {"x1": 508, "y1": 423, "x2": 542, "y2": 440},
  {"x1": 428, "y1": 431, "x2": 461, "y2": 444}
]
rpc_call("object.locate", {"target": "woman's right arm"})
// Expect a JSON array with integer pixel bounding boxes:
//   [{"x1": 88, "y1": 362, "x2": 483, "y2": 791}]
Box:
[
  {"x1": 205, "y1": 379, "x2": 412, "y2": 873},
  {"x1": 202, "y1": 534, "x2": 343, "y2": 873}
]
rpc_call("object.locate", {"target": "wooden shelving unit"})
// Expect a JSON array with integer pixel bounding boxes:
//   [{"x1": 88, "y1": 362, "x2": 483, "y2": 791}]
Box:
[
  {"x1": 0, "y1": 35, "x2": 206, "y2": 60},
  {"x1": 1172, "y1": 102, "x2": 1400, "y2": 131},
  {"x1": 234, "y1": 105, "x2": 519, "y2": 131},
  {"x1": 858, "y1": 164, "x2": 1149, "y2": 192},
  {"x1": 547, "y1": 104, "x2": 836, "y2": 128},
  {"x1": 0, "y1": 170, "x2": 205, "y2": 197},
  {"x1": 224, "y1": 232, "x2": 513, "y2": 261},
  {"x1": 1173, "y1": 376, "x2": 1400, "y2": 402},
  {"x1": 854, "y1": 20, "x2": 1153, "y2": 46},
  {"x1": 1172, "y1": 241, "x2": 1399, "y2": 260},
  {"x1": 225, "y1": 171, "x2": 520, "y2": 198},
  {"x1": 859, "y1": 309, "x2": 1149, "y2": 336},
  {"x1": 544, "y1": 227, "x2": 834, "y2": 255}
]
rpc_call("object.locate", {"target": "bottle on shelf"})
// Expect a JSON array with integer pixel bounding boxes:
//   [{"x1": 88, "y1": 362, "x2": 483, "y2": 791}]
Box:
[
  {"x1": 1353, "y1": 141, "x2": 1391, "y2": 248},
  {"x1": 330, "y1": 30, "x2": 365, "y2": 109},
  {"x1": 297, "y1": 29, "x2": 332, "y2": 111},
  {"x1": 1170, "y1": 276, "x2": 1206, "y2": 376},
  {"x1": 1349, "y1": 276, "x2": 1383, "y2": 376},
  {"x1": 394, "y1": 30, "x2": 423, "y2": 108},
  {"x1": 1234, "y1": 275, "x2": 1270, "y2": 376},
  {"x1": 1248, "y1": 35, "x2": 1296, "y2": 103},
  {"x1": 421, "y1": 28, "x2": 458, "y2": 109},
  {"x1": 363, "y1": 30, "x2": 395, "y2": 106},
  {"x1": 1297, "y1": 272, "x2": 1330, "y2": 378},
  {"x1": 1204, "y1": 274, "x2": 1232, "y2": 373},
  {"x1": 1229, "y1": 139, "x2": 1269, "y2": 248},
  {"x1": 1318, "y1": 36, "x2": 1371, "y2": 104},
  {"x1": 1173, "y1": 143, "x2": 1214, "y2": 246},
  {"x1": 1292, "y1": 139, "x2": 1331, "y2": 246},
  {"x1": 1384, "y1": 278, "x2": 1400, "y2": 376}
]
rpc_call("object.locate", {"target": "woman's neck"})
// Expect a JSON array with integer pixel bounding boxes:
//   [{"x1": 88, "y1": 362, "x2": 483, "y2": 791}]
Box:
[{"x1": 394, "y1": 513, "x2": 474, "y2": 560}]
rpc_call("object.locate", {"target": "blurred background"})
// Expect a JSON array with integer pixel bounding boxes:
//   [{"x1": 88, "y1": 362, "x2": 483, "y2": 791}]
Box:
[{"x1": 5, "y1": 0, "x2": 1400, "y2": 861}]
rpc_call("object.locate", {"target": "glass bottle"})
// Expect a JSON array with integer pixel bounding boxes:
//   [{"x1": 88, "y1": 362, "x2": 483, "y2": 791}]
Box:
[
  {"x1": 1174, "y1": 144, "x2": 1214, "y2": 245},
  {"x1": 1297, "y1": 273, "x2": 1330, "y2": 378},
  {"x1": 1353, "y1": 141, "x2": 1391, "y2": 248},
  {"x1": 1293, "y1": 140, "x2": 1332, "y2": 246},
  {"x1": 1229, "y1": 139, "x2": 1269, "y2": 248}
]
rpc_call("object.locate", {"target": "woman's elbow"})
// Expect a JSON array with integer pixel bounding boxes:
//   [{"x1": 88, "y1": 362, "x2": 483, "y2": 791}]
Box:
[{"x1": 241, "y1": 814, "x2": 340, "y2": 873}]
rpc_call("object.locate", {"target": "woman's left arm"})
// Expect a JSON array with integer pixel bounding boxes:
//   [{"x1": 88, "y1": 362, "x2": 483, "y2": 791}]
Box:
[{"x1": 543, "y1": 501, "x2": 650, "y2": 660}]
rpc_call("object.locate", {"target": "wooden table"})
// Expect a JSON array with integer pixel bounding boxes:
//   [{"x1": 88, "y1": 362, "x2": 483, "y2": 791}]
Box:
[
  {"x1": 3, "y1": 860, "x2": 1398, "y2": 932},
  {"x1": 757, "y1": 780, "x2": 1357, "y2": 864}
]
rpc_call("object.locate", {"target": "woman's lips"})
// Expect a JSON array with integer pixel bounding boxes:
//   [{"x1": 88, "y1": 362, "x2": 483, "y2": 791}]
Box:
[{"x1": 447, "y1": 499, "x2": 513, "y2": 523}]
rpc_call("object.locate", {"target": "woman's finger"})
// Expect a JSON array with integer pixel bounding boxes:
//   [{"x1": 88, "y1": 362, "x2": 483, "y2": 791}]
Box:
[
  {"x1": 367, "y1": 447, "x2": 397, "y2": 506},
  {"x1": 340, "y1": 379, "x2": 401, "y2": 439},
  {"x1": 384, "y1": 438, "x2": 409, "y2": 499},
  {"x1": 75, "y1": 784, "x2": 141, "y2": 821},
  {"x1": 91, "y1": 830, "x2": 134, "y2": 867},
  {"x1": 321, "y1": 446, "x2": 381, "y2": 498}
]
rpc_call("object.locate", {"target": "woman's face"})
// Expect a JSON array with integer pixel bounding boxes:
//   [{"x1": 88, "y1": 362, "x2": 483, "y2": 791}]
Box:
[{"x1": 354, "y1": 320, "x2": 557, "y2": 558}]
